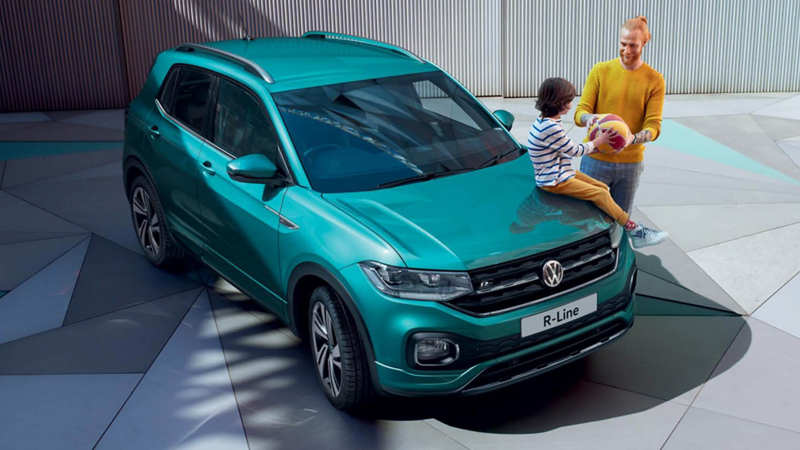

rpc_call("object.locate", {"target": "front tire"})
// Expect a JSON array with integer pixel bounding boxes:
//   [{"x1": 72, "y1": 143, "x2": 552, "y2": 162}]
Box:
[
  {"x1": 129, "y1": 176, "x2": 186, "y2": 270},
  {"x1": 308, "y1": 285, "x2": 374, "y2": 411}
]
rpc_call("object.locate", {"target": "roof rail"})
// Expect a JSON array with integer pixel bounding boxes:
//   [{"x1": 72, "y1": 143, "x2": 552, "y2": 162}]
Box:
[
  {"x1": 302, "y1": 31, "x2": 423, "y2": 63},
  {"x1": 176, "y1": 43, "x2": 274, "y2": 84}
]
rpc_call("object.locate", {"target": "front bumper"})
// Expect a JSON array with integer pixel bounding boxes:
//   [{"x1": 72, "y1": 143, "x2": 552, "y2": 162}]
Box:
[{"x1": 337, "y1": 241, "x2": 637, "y2": 396}]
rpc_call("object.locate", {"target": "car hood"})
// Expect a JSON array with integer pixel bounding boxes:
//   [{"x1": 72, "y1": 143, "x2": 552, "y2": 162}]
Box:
[{"x1": 323, "y1": 157, "x2": 612, "y2": 271}]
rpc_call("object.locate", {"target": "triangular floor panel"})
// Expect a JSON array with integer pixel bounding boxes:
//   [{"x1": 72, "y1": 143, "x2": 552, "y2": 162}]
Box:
[
  {"x1": 0, "y1": 234, "x2": 89, "y2": 290},
  {"x1": 0, "y1": 120, "x2": 123, "y2": 141},
  {"x1": 638, "y1": 203, "x2": 800, "y2": 252},
  {"x1": 635, "y1": 271, "x2": 741, "y2": 315},
  {"x1": 95, "y1": 290, "x2": 248, "y2": 450},
  {"x1": 0, "y1": 191, "x2": 86, "y2": 234},
  {"x1": 689, "y1": 222, "x2": 800, "y2": 314},
  {"x1": 62, "y1": 109, "x2": 124, "y2": 131},
  {"x1": 64, "y1": 235, "x2": 200, "y2": 325},
  {"x1": 0, "y1": 374, "x2": 141, "y2": 450},
  {"x1": 0, "y1": 287, "x2": 202, "y2": 375},
  {"x1": 0, "y1": 231, "x2": 88, "y2": 246},
  {"x1": 751, "y1": 114, "x2": 800, "y2": 142},
  {"x1": 0, "y1": 237, "x2": 90, "y2": 344},
  {"x1": 1, "y1": 149, "x2": 121, "y2": 189},
  {"x1": 636, "y1": 295, "x2": 739, "y2": 316}
]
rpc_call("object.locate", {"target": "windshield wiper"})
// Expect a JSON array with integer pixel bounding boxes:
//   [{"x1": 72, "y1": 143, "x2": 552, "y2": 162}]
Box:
[
  {"x1": 478, "y1": 147, "x2": 524, "y2": 169},
  {"x1": 376, "y1": 167, "x2": 474, "y2": 189}
]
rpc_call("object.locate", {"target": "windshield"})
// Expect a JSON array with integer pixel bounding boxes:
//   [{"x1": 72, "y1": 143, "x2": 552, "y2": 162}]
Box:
[{"x1": 272, "y1": 71, "x2": 521, "y2": 193}]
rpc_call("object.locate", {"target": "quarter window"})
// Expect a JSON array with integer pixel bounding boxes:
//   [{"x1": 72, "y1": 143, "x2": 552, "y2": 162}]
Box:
[
  {"x1": 158, "y1": 68, "x2": 179, "y2": 114},
  {"x1": 213, "y1": 79, "x2": 279, "y2": 162},
  {"x1": 172, "y1": 68, "x2": 213, "y2": 134}
]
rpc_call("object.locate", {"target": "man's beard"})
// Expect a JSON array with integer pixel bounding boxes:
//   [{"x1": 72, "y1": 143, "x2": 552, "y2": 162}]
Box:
[{"x1": 620, "y1": 51, "x2": 639, "y2": 65}]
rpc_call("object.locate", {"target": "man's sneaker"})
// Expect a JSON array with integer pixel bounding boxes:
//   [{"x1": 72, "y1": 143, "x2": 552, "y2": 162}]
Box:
[{"x1": 628, "y1": 225, "x2": 668, "y2": 249}]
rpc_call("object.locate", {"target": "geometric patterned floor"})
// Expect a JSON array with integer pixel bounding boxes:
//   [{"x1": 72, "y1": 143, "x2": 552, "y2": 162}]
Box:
[{"x1": 2, "y1": 94, "x2": 800, "y2": 449}]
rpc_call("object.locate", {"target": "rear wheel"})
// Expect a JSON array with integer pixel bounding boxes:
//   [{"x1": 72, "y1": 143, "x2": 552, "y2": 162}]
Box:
[
  {"x1": 308, "y1": 285, "x2": 374, "y2": 411},
  {"x1": 129, "y1": 176, "x2": 186, "y2": 270}
]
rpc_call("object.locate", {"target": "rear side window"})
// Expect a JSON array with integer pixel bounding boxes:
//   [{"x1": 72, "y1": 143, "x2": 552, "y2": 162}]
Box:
[
  {"x1": 213, "y1": 79, "x2": 280, "y2": 162},
  {"x1": 158, "y1": 68, "x2": 179, "y2": 114},
  {"x1": 172, "y1": 68, "x2": 213, "y2": 134}
]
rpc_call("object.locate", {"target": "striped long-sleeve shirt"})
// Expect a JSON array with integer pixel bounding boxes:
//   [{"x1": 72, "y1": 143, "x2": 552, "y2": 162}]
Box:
[{"x1": 526, "y1": 117, "x2": 594, "y2": 187}]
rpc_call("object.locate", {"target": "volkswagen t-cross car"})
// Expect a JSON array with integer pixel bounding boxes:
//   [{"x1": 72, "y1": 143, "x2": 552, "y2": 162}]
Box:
[{"x1": 123, "y1": 32, "x2": 637, "y2": 411}]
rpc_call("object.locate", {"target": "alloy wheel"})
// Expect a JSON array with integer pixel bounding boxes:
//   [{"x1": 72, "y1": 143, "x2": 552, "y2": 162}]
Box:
[
  {"x1": 132, "y1": 186, "x2": 161, "y2": 259},
  {"x1": 311, "y1": 302, "x2": 343, "y2": 397}
]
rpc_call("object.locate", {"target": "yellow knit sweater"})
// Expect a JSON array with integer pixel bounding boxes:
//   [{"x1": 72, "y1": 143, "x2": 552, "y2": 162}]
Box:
[{"x1": 574, "y1": 59, "x2": 666, "y2": 163}]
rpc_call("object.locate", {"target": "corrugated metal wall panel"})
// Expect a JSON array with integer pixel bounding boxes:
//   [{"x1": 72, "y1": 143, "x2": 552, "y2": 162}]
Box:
[
  {"x1": 505, "y1": 0, "x2": 800, "y2": 97},
  {"x1": 0, "y1": 0, "x2": 128, "y2": 112},
  {"x1": 119, "y1": 0, "x2": 503, "y2": 101},
  {"x1": 1, "y1": 1, "x2": 797, "y2": 112}
]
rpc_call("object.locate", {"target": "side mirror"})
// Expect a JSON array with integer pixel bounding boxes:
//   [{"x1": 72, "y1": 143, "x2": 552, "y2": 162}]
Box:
[
  {"x1": 226, "y1": 154, "x2": 278, "y2": 184},
  {"x1": 493, "y1": 109, "x2": 515, "y2": 131}
]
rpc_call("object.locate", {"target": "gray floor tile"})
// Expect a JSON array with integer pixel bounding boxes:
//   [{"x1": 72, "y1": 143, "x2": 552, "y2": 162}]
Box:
[
  {"x1": 0, "y1": 112, "x2": 52, "y2": 124},
  {"x1": 0, "y1": 120, "x2": 123, "y2": 141},
  {"x1": 0, "y1": 287, "x2": 202, "y2": 374},
  {"x1": 0, "y1": 231, "x2": 87, "y2": 245},
  {"x1": 425, "y1": 378, "x2": 687, "y2": 450},
  {"x1": 635, "y1": 182, "x2": 800, "y2": 207},
  {"x1": 64, "y1": 235, "x2": 200, "y2": 325},
  {"x1": 751, "y1": 114, "x2": 800, "y2": 141},
  {"x1": 0, "y1": 238, "x2": 90, "y2": 344},
  {"x1": 208, "y1": 291, "x2": 472, "y2": 450},
  {"x1": 662, "y1": 94, "x2": 793, "y2": 118},
  {"x1": 693, "y1": 318, "x2": 800, "y2": 433},
  {"x1": 636, "y1": 271, "x2": 741, "y2": 314},
  {"x1": 0, "y1": 160, "x2": 4, "y2": 185},
  {"x1": 62, "y1": 109, "x2": 124, "y2": 131},
  {"x1": 0, "y1": 234, "x2": 88, "y2": 290},
  {"x1": 40, "y1": 160, "x2": 122, "y2": 183},
  {"x1": 0, "y1": 191, "x2": 86, "y2": 234},
  {"x1": 635, "y1": 295, "x2": 739, "y2": 317},
  {"x1": 753, "y1": 273, "x2": 800, "y2": 340},
  {"x1": 663, "y1": 407, "x2": 800, "y2": 450},
  {"x1": 644, "y1": 143, "x2": 798, "y2": 188},
  {"x1": 638, "y1": 203, "x2": 800, "y2": 252},
  {"x1": 7, "y1": 169, "x2": 143, "y2": 255},
  {"x1": 582, "y1": 316, "x2": 745, "y2": 405},
  {"x1": 688, "y1": 223, "x2": 800, "y2": 313},
  {"x1": 1, "y1": 149, "x2": 122, "y2": 188},
  {"x1": 752, "y1": 94, "x2": 800, "y2": 121},
  {"x1": 44, "y1": 110, "x2": 97, "y2": 121},
  {"x1": 673, "y1": 115, "x2": 800, "y2": 181},
  {"x1": 0, "y1": 122, "x2": 42, "y2": 135},
  {"x1": 780, "y1": 143, "x2": 800, "y2": 169},
  {"x1": 640, "y1": 164, "x2": 800, "y2": 195},
  {"x1": 0, "y1": 374, "x2": 141, "y2": 450},
  {"x1": 631, "y1": 209, "x2": 744, "y2": 314},
  {"x1": 95, "y1": 291, "x2": 249, "y2": 450}
]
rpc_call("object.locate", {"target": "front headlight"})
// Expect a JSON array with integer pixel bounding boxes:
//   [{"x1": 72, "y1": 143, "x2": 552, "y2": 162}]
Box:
[
  {"x1": 359, "y1": 261, "x2": 472, "y2": 301},
  {"x1": 610, "y1": 223, "x2": 624, "y2": 249}
]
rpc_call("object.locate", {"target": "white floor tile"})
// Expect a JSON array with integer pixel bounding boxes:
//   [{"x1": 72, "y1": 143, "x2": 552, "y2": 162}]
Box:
[
  {"x1": 693, "y1": 318, "x2": 800, "y2": 433},
  {"x1": 663, "y1": 407, "x2": 800, "y2": 450},
  {"x1": 688, "y1": 223, "x2": 800, "y2": 313},
  {"x1": 753, "y1": 273, "x2": 800, "y2": 339}
]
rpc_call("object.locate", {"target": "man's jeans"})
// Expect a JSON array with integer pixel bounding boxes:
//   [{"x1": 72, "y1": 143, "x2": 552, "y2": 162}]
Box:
[{"x1": 579, "y1": 156, "x2": 645, "y2": 215}]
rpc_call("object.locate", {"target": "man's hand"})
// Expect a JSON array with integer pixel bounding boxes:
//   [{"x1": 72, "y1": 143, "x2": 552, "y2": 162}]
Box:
[
  {"x1": 626, "y1": 130, "x2": 653, "y2": 147},
  {"x1": 580, "y1": 113, "x2": 599, "y2": 128}
]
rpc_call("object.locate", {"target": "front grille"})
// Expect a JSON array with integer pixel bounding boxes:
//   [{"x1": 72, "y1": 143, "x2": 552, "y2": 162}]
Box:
[
  {"x1": 462, "y1": 319, "x2": 629, "y2": 394},
  {"x1": 448, "y1": 231, "x2": 617, "y2": 316}
]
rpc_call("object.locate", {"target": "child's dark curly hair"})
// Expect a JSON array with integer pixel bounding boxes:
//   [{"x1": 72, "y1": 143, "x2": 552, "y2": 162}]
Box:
[{"x1": 536, "y1": 78, "x2": 576, "y2": 118}]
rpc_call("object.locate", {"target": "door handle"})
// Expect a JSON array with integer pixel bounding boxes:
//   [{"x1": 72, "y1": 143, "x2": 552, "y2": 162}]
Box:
[
  {"x1": 200, "y1": 160, "x2": 215, "y2": 176},
  {"x1": 148, "y1": 125, "x2": 160, "y2": 139}
]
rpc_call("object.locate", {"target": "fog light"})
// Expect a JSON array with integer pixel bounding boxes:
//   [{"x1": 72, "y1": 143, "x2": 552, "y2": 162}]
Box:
[{"x1": 415, "y1": 338, "x2": 459, "y2": 366}]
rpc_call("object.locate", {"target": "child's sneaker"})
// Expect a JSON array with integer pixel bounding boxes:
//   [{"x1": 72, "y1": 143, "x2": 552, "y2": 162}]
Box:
[{"x1": 628, "y1": 224, "x2": 668, "y2": 248}]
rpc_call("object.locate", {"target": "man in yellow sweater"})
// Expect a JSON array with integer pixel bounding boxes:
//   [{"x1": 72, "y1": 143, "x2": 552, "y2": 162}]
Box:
[{"x1": 574, "y1": 15, "x2": 666, "y2": 215}]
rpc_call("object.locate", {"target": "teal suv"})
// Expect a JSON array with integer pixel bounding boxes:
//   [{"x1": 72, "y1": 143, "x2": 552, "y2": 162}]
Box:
[{"x1": 123, "y1": 32, "x2": 637, "y2": 411}]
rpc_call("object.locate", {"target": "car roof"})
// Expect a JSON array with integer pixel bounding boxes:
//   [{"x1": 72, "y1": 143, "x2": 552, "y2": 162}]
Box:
[{"x1": 175, "y1": 36, "x2": 439, "y2": 92}]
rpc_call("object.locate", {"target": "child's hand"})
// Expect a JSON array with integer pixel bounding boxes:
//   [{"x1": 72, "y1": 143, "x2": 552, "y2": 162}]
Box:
[{"x1": 594, "y1": 128, "x2": 619, "y2": 147}]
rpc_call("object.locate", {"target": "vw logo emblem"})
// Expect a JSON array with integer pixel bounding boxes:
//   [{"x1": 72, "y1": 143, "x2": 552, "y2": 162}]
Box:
[{"x1": 542, "y1": 260, "x2": 564, "y2": 288}]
